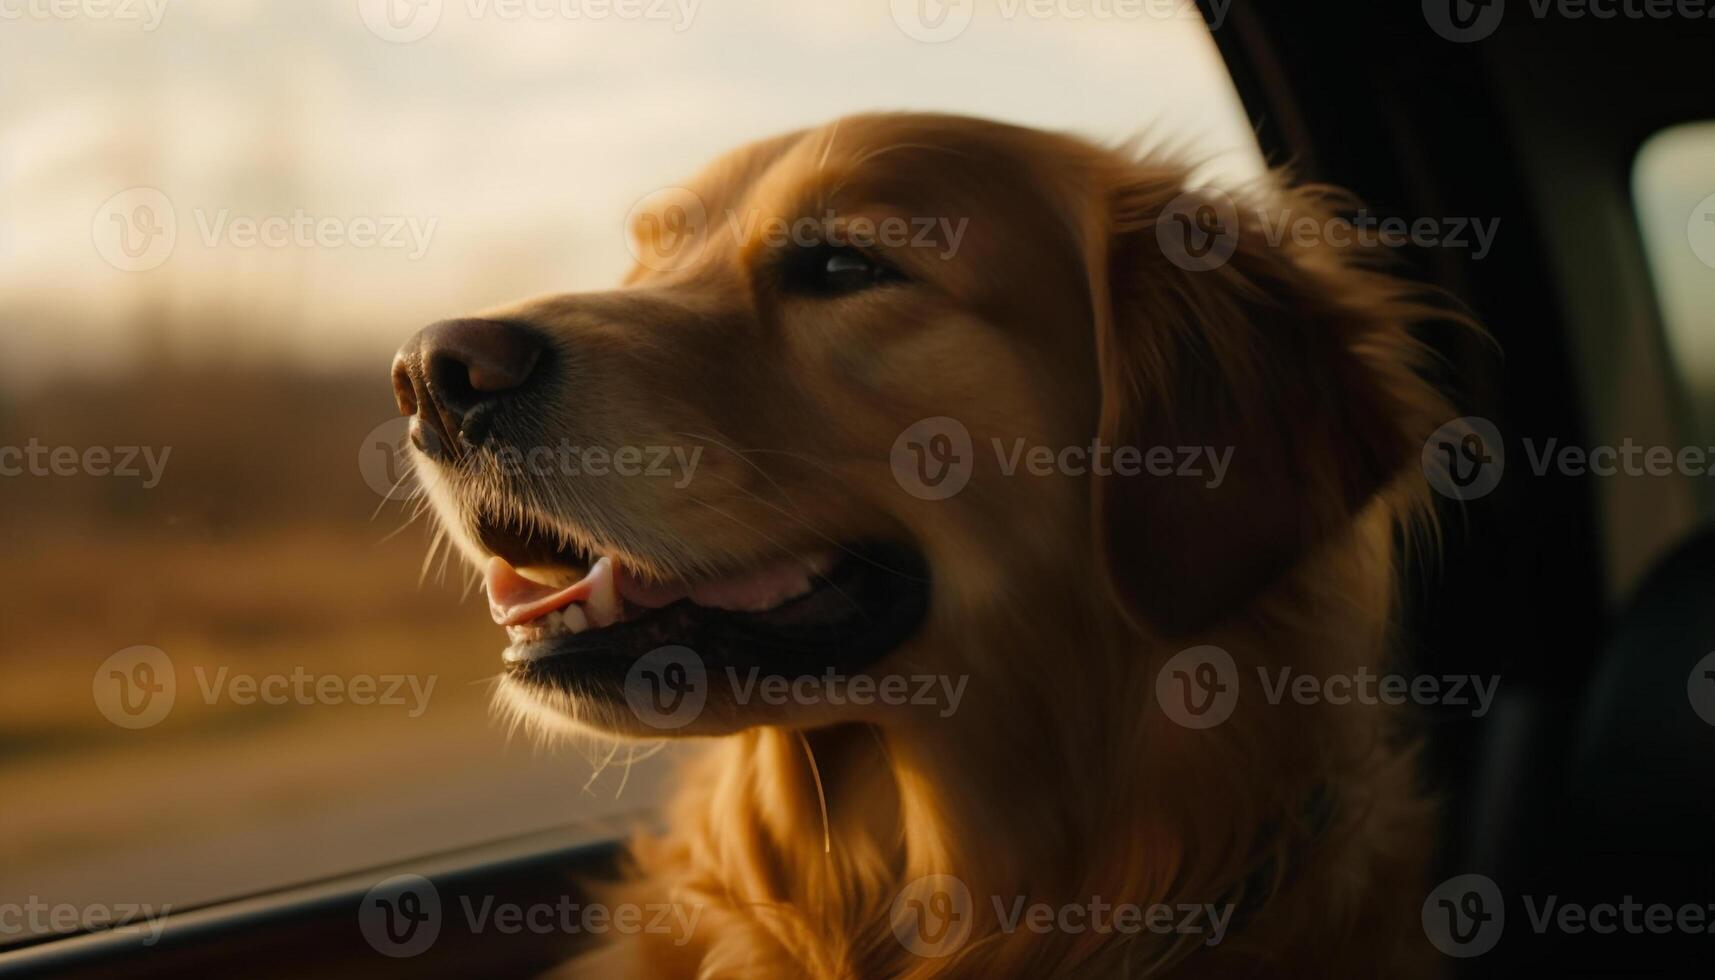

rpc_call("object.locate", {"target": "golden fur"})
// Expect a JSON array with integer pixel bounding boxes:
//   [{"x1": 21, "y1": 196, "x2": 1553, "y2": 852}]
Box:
[{"x1": 418, "y1": 113, "x2": 1456, "y2": 978}]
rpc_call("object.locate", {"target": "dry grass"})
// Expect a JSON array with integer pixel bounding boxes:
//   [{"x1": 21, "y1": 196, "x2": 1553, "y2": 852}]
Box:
[{"x1": 0, "y1": 363, "x2": 669, "y2": 935}]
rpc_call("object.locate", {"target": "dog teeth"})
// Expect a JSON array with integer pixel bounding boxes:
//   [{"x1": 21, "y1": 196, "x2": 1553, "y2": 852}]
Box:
[
  {"x1": 503, "y1": 603, "x2": 593, "y2": 661},
  {"x1": 583, "y1": 557, "x2": 621, "y2": 628}
]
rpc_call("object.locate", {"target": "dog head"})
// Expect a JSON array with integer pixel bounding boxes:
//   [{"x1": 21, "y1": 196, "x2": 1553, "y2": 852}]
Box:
[{"x1": 392, "y1": 112, "x2": 1440, "y2": 740}]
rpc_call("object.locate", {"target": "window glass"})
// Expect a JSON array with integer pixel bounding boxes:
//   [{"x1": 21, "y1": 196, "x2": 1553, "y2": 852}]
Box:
[
  {"x1": 1635, "y1": 121, "x2": 1715, "y2": 485},
  {"x1": 0, "y1": 0, "x2": 1262, "y2": 942}
]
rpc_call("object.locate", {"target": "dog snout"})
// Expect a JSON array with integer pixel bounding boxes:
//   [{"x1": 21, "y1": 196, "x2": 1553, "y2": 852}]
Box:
[{"x1": 391, "y1": 317, "x2": 547, "y2": 460}]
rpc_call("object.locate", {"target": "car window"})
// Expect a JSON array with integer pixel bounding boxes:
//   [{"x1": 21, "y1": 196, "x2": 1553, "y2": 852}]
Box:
[
  {"x1": 1634, "y1": 119, "x2": 1715, "y2": 501},
  {"x1": 0, "y1": 0, "x2": 1262, "y2": 944}
]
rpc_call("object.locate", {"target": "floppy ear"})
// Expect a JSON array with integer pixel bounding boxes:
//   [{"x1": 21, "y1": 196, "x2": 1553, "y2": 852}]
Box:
[{"x1": 1090, "y1": 175, "x2": 1437, "y2": 637}]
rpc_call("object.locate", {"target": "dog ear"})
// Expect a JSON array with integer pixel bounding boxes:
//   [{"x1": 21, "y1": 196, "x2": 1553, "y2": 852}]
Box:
[{"x1": 1089, "y1": 176, "x2": 1433, "y2": 637}]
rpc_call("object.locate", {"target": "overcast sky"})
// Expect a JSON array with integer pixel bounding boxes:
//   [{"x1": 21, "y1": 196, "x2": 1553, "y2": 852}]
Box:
[{"x1": 0, "y1": 1, "x2": 1263, "y2": 384}]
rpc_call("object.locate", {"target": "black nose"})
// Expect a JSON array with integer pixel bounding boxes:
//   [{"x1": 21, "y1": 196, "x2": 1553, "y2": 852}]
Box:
[{"x1": 391, "y1": 318, "x2": 547, "y2": 460}]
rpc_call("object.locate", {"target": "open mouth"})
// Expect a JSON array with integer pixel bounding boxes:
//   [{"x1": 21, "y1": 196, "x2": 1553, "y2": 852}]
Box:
[{"x1": 474, "y1": 518, "x2": 931, "y2": 702}]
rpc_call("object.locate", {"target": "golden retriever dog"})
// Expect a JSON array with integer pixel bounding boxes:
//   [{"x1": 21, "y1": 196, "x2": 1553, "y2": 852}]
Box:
[{"x1": 390, "y1": 112, "x2": 1452, "y2": 978}]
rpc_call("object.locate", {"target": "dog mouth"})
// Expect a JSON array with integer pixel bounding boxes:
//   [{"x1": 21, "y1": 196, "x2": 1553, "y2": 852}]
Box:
[{"x1": 474, "y1": 518, "x2": 932, "y2": 702}]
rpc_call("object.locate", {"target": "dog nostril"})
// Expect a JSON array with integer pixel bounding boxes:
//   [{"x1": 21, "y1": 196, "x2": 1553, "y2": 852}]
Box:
[
  {"x1": 390, "y1": 318, "x2": 548, "y2": 458},
  {"x1": 421, "y1": 318, "x2": 546, "y2": 411},
  {"x1": 390, "y1": 352, "x2": 418, "y2": 417}
]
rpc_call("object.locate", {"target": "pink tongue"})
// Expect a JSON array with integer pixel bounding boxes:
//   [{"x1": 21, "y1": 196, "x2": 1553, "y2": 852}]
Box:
[
  {"x1": 483, "y1": 553, "x2": 827, "y2": 626},
  {"x1": 484, "y1": 557, "x2": 594, "y2": 626}
]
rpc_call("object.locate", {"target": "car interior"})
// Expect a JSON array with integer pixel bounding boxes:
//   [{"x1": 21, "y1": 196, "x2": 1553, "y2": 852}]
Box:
[{"x1": 3, "y1": 1, "x2": 1712, "y2": 976}]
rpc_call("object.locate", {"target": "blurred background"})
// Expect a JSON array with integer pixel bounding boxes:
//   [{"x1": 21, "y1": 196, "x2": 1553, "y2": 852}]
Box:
[{"x1": 0, "y1": 0, "x2": 1265, "y2": 943}]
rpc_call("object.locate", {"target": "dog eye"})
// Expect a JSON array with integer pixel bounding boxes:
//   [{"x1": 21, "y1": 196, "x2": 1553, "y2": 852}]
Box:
[{"x1": 781, "y1": 245, "x2": 904, "y2": 296}]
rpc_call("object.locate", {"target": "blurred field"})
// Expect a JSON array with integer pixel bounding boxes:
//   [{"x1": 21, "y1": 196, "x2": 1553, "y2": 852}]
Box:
[{"x1": 0, "y1": 357, "x2": 670, "y2": 942}]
